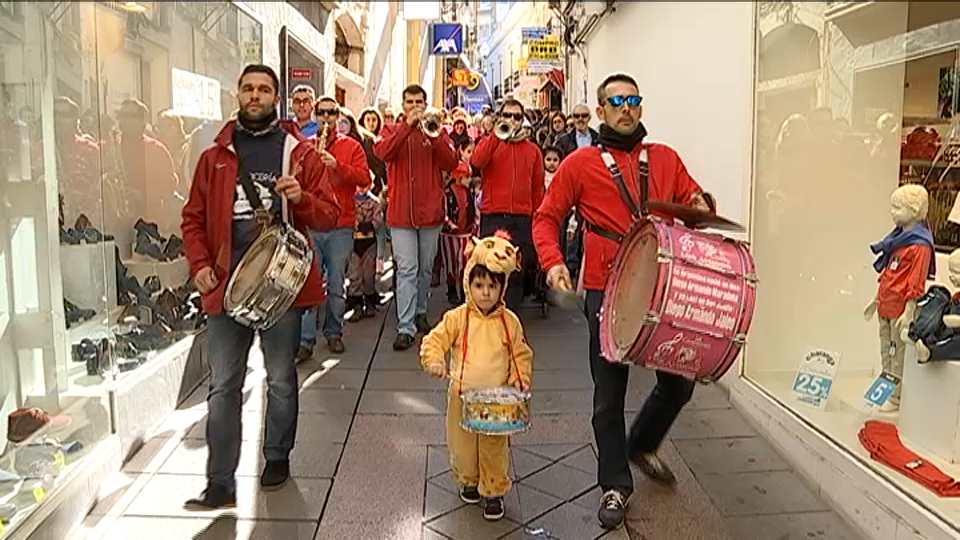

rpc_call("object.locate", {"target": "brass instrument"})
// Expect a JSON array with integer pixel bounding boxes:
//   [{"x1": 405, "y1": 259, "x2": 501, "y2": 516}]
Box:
[
  {"x1": 420, "y1": 108, "x2": 443, "y2": 138},
  {"x1": 278, "y1": 121, "x2": 330, "y2": 228},
  {"x1": 494, "y1": 118, "x2": 516, "y2": 141}
]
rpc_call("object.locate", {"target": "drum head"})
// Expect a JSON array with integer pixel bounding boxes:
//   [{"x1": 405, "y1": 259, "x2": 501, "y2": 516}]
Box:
[
  {"x1": 228, "y1": 234, "x2": 279, "y2": 305},
  {"x1": 607, "y1": 227, "x2": 659, "y2": 357}
]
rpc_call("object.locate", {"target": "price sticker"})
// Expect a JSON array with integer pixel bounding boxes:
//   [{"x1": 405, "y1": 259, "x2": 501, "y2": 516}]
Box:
[
  {"x1": 864, "y1": 372, "x2": 900, "y2": 408},
  {"x1": 32, "y1": 486, "x2": 46, "y2": 503},
  {"x1": 793, "y1": 348, "x2": 841, "y2": 410}
]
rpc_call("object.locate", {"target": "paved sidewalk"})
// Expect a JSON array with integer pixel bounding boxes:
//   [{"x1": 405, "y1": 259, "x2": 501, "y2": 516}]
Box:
[{"x1": 70, "y1": 296, "x2": 863, "y2": 540}]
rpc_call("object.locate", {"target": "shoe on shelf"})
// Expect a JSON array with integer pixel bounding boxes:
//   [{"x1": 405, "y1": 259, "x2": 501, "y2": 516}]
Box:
[
  {"x1": 184, "y1": 484, "x2": 237, "y2": 511},
  {"x1": 415, "y1": 314, "x2": 431, "y2": 334},
  {"x1": 630, "y1": 452, "x2": 676, "y2": 485},
  {"x1": 134, "y1": 231, "x2": 165, "y2": 261},
  {"x1": 597, "y1": 489, "x2": 627, "y2": 530},
  {"x1": 59, "y1": 227, "x2": 82, "y2": 245},
  {"x1": 64, "y1": 299, "x2": 96, "y2": 327},
  {"x1": 326, "y1": 337, "x2": 345, "y2": 354},
  {"x1": 392, "y1": 333, "x2": 415, "y2": 351},
  {"x1": 134, "y1": 218, "x2": 165, "y2": 243},
  {"x1": 144, "y1": 275, "x2": 162, "y2": 295},
  {"x1": 260, "y1": 459, "x2": 290, "y2": 491},
  {"x1": 163, "y1": 234, "x2": 185, "y2": 260},
  {"x1": 483, "y1": 496, "x2": 505, "y2": 521},
  {"x1": 459, "y1": 485, "x2": 481, "y2": 504},
  {"x1": 74, "y1": 214, "x2": 92, "y2": 231}
]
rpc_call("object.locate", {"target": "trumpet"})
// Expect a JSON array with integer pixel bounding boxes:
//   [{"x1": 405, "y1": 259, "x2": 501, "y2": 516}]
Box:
[
  {"x1": 494, "y1": 118, "x2": 516, "y2": 141},
  {"x1": 420, "y1": 108, "x2": 443, "y2": 138}
]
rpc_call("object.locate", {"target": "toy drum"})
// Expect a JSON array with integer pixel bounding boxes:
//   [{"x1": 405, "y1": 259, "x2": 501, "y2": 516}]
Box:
[
  {"x1": 599, "y1": 217, "x2": 757, "y2": 382},
  {"x1": 460, "y1": 386, "x2": 531, "y2": 435}
]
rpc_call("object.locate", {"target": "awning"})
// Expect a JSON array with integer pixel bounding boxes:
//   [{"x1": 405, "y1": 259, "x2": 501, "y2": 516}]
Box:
[{"x1": 539, "y1": 68, "x2": 565, "y2": 92}]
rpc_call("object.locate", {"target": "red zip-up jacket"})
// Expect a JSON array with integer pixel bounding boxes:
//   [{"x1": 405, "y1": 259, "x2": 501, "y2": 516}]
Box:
[
  {"x1": 532, "y1": 141, "x2": 703, "y2": 291},
  {"x1": 324, "y1": 131, "x2": 372, "y2": 229},
  {"x1": 181, "y1": 120, "x2": 342, "y2": 314},
  {"x1": 374, "y1": 122, "x2": 459, "y2": 228},
  {"x1": 471, "y1": 136, "x2": 545, "y2": 216}
]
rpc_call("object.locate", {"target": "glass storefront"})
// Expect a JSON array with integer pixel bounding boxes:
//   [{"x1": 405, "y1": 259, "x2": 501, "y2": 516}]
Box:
[
  {"x1": 749, "y1": 0, "x2": 960, "y2": 528},
  {"x1": 0, "y1": 1, "x2": 260, "y2": 536}
]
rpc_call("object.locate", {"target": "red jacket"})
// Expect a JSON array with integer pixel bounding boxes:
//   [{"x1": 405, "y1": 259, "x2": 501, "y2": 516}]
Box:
[
  {"x1": 471, "y1": 136, "x2": 545, "y2": 216},
  {"x1": 323, "y1": 131, "x2": 372, "y2": 228},
  {"x1": 533, "y1": 142, "x2": 703, "y2": 291},
  {"x1": 374, "y1": 122, "x2": 459, "y2": 228},
  {"x1": 181, "y1": 120, "x2": 342, "y2": 314}
]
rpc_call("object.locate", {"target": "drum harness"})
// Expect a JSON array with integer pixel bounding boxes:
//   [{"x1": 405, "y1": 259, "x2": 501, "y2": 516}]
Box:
[{"x1": 581, "y1": 145, "x2": 650, "y2": 244}]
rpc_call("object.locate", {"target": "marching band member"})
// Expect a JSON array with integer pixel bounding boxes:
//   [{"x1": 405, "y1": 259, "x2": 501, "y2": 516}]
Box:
[
  {"x1": 532, "y1": 72, "x2": 713, "y2": 530},
  {"x1": 471, "y1": 98, "x2": 545, "y2": 314},
  {"x1": 297, "y1": 97, "x2": 371, "y2": 357},
  {"x1": 180, "y1": 64, "x2": 341, "y2": 510},
  {"x1": 374, "y1": 84, "x2": 459, "y2": 351}
]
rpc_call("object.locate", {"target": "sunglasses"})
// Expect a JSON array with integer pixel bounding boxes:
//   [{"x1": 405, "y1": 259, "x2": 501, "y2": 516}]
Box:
[
  {"x1": 316, "y1": 108, "x2": 340, "y2": 117},
  {"x1": 292, "y1": 98, "x2": 314, "y2": 106},
  {"x1": 606, "y1": 95, "x2": 643, "y2": 108},
  {"x1": 500, "y1": 112, "x2": 524, "y2": 121},
  {"x1": 572, "y1": 113, "x2": 590, "y2": 119}
]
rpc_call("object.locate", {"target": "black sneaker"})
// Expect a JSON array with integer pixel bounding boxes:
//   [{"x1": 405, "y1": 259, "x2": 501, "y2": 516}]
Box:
[
  {"x1": 597, "y1": 489, "x2": 627, "y2": 530},
  {"x1": 183, "y1": 484, "x2": 237, "y2": 511},
  {"x1": 393, "y1": 333, "x2": 415, "y2": 350},
  {"x1": 459, "y1": 485, "x2": 481, "y2": 504},
  {"x1": 295, "y1": 345, "x2": 312, "y2": 364},
  {"x1": 415, "y1": 314, "x2": 431, "y2": 334},
  {"x1": 260, "y1": 459, "x2": 290, "y2": 491},
  {"x1": 630, "y1": 452, "x2": 676, "y2": 485},
  {"x1": 483, "y1": 496, "x2": 504, "y2": 521}
]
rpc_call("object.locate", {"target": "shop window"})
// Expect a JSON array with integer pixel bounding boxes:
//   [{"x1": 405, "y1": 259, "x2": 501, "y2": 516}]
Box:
[
  {"x1": 748, "y1": 1, "x2": 960, "y2": 531},
  {"x1": 0, "y1": 3, "x2": 262, "y2": 537}
]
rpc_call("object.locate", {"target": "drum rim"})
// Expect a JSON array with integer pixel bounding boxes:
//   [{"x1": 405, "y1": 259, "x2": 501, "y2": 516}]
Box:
[{"x1": 224, "y1": 225, "x2": 285, "y2": 311}]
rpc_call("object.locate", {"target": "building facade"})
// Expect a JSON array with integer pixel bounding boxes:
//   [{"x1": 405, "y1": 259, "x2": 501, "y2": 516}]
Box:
[
  {"x1": 0, "y1": 2, "x2": 402, "y2": 539},
  {"x1": 575, "y1": 2, "x2": 960, "y2": 539}
]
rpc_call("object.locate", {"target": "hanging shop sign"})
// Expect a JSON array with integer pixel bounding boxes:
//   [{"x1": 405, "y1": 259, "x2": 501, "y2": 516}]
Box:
[
  {"x1": 242, "y1": 40, "x2": 262, "y2": 65},
  {"x1": 528, "y1": 36, "x2": 560, "y2": 60},
  {"x1": 431, "y1": 23, "x2": 464, "y2": 56},
  {"x1": 171, "y1": 68, "x2": 222, "y2": 121},
  {"x1": 290, "y1": 68, "x2": 313, "y2": 79},
  {"x1": 521, "y1": 27, "x2": 549, "y2": 42},
  {"x1": 450, "y1": 69, "x2": 482, "y2": 91}
]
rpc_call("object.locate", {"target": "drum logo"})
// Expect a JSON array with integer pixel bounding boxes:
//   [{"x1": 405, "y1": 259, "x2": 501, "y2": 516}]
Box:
[
  {"x1": 677, "y1": 233, "x2": 732, "y2": 273},
  {"x1": 650, "y1": 333, "x2": 702, "y2": 373}
]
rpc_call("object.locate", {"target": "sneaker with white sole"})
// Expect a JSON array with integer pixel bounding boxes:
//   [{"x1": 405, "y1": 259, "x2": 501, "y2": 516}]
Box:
[{"x1": 597, "y1": 489, "x2": 627, "y2": 530}]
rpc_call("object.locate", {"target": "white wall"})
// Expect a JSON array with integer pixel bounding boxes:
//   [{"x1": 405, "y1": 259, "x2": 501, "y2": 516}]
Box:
[{"x1": 585, "y1": 2, "x2": 755, "y2": 228}]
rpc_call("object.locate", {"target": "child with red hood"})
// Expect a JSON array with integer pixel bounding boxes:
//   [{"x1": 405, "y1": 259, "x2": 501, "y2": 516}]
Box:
[{"x1": 441, "y1": 139, "x2": 479, "y2": 304}]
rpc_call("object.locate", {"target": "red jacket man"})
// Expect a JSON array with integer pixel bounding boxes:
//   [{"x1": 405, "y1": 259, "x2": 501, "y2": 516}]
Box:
[
  {"x1": 317, "y1": 130, "x2": 371, "y2": 229},
  {"x1": 181, "y1": 118, "x2": 341, "y2": 315},
  {"x1": 471, "y1": 98, "x2": 545, "y2": 313},
  {"x1": 532, "y1": 72, "x2": 713, "y2": 531}
]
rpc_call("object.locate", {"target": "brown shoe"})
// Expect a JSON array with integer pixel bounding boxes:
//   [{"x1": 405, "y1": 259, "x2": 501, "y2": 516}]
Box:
[
  {"x1": 295, "y1": 345, "x2": 312, "y2": 364},
  {"x1": 326, "y1": 337, "x2": 345, "y2": 354}
]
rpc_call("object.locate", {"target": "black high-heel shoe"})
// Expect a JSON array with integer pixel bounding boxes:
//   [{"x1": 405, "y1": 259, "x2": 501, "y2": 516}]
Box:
[{"x1": 64, "y1": 299, "x2": 96, "y2": 327}]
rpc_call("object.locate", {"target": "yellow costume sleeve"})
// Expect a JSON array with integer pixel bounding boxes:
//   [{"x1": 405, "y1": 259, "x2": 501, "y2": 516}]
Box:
[
  {"x1": 420, "y1": 307, "x2": 464, "y2": 373},
  {"x1": 504, "y1": 312, "x2": 534, "y2": 390}
]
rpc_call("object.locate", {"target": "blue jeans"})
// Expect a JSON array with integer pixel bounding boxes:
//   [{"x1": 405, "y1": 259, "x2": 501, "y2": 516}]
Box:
[
  {"x1": 300, "y1": 227, "x2": 354, "y2": 345},
  {"x1": 205, "y1": 308, "x2": 302, "y2": 491},
  {"x1": 390, "y1": 226, "x2": 440, "y2": 336}
]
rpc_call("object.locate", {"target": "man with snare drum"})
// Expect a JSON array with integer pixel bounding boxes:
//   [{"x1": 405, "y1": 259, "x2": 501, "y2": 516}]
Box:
[
  {"x1": 180, "y1": 64, "x2": 341, "y2": 510},
  {"x1": 532, "y1": 72, "x2": 712, "y2": 531}
]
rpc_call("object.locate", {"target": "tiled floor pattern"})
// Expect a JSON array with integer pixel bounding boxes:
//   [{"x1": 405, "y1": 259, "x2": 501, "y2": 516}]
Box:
[{"x1": 67, "y1": 296, "x2": 865, "y2": 540}]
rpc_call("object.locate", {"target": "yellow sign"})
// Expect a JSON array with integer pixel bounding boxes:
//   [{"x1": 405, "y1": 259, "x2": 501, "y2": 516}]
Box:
[
  {"x1": 528, "y1": 37, "x2": 560, "y2": 60},
  {"x1": 518, "y1": 57, "x2": 528, "y2": 71},
  {"x1": 33, "y1": 487, "x2": 47, "y2": 503}
]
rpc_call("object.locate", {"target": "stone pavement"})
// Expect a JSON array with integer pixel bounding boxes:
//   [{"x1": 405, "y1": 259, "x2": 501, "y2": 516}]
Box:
[{"x1": 70, "y1": 295, "x2": 864, "y2": 540}]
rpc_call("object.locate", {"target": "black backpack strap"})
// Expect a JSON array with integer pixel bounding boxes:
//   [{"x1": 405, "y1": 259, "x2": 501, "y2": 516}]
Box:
[{"x1": 597, "y1": 144, "x2": 650, "y2": 218}]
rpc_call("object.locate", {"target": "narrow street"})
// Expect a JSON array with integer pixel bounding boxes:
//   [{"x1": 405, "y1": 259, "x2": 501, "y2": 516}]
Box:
[{"x1": 72, "y1": 296, "x2": 862, "y2": 540}]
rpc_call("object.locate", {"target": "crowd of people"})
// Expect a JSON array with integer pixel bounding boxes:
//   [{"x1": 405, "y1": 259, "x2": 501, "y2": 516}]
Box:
[{"x1": 179, "y1": 64, "x2": 717, "y2": 534}]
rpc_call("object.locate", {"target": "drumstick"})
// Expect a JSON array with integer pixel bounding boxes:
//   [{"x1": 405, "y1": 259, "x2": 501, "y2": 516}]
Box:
[{"x1": 545, "y1": 287, "x2": 584, "y2": 311}]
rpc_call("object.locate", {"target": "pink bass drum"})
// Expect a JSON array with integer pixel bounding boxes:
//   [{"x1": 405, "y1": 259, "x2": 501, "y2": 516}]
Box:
[{"x1": 599, "y1": 217, "x2": 757, "y2": 382}]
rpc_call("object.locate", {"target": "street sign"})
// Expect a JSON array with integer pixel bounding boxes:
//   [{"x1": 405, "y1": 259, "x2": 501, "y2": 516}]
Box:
[
  {"x1": 528, "y1": 37, "x2": 560, "y2": 60},
  {"x1": 290, "y1": 68, "x2": 312, "y2": 79},
  {"x1": 431, "y1": 23, "x2": 463, "y2": 56},
  {"x1": 522, "y1": 27, "x2": 549, "y2": 42}
]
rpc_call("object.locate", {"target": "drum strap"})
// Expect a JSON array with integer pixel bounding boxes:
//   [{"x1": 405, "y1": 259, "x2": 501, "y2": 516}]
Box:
[
  {"x1": 456, "y1": 309, "x2": 523, "y2": 397},
  {"x1": 581, "y1": 145, "x2": 651, "y2": 244},
  {"x1": 236, "y1": 162, "x2": 273, "y2": 228}
]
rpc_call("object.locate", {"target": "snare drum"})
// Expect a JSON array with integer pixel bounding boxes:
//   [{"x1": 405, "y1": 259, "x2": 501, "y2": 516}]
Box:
[
  {"x1": 460, "y1": 386, "x2": 531, "y2": 435},
  {"x1": 599, "y1": 217, "x2": 757, "y2": 382},
  {"x1": 223, "y1": 224, "x2": 314, "y2": 330}
]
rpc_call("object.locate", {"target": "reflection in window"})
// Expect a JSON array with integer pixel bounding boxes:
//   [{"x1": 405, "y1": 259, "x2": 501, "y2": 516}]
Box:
[{"x1": 10, "y1": 217, "x2": 38, "y2": 314}]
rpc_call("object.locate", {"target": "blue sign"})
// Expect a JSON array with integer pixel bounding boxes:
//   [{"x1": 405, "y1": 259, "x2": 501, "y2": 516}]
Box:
[
  {"x1": 431, "y1": 23, "x2": 463, "y2": 56},
  {"x1": 522, "y1": 27, "x2": 549, "y2": 41},
  {"x1": 792, "y1": 372, "x2": 834, "y2": 408},
  {"x1": 864, "y1": 372, "x2": 900, "y2": 408}
]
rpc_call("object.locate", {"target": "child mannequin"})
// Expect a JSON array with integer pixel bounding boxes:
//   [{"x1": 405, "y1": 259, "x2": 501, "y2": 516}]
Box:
[
  {"x1": 864, "y1": 184, "x2": 935, "y2": 412},
  {"x1": 420, "y1": 232, "x2": 533, "y2": 521}
]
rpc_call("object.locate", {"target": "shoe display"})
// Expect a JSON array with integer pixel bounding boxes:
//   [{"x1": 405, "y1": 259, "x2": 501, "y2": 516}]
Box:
[
  {"x1": 260, "y1": 459, "x2": 290, "y2": 491},
  {"x1": 144, "y1": 275, "x2": 162, "y2": 294},
  {"x1": 72, "y1": 338, "x2": 101, "y2": 376},
  {"x1": 134, "y1": 218, "x2": 164, "y2": 243},
  {"x1": 134, "y1": 230, "x2": 165, "y2": 261},
  {"x1": 163, "y1": 234, "x2": 185, "y2": 260},
  {"x1": 64, "y1": 299, "x2": 96, "y2": 328},
  {"x1": 7, "y1": 409, "x2": 71, "y2": 444},
  {"x1": 59, "y1": 227, "x2": 82, "y2": 245}
]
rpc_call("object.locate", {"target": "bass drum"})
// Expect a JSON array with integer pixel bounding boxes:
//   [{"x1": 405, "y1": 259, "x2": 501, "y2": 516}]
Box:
[
  {"x1": 599, "y1": 217, "x2": 757, "y2": 382},
  {"x1": 223, "y1": 224, "x2": 314, "y2": 330}
]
